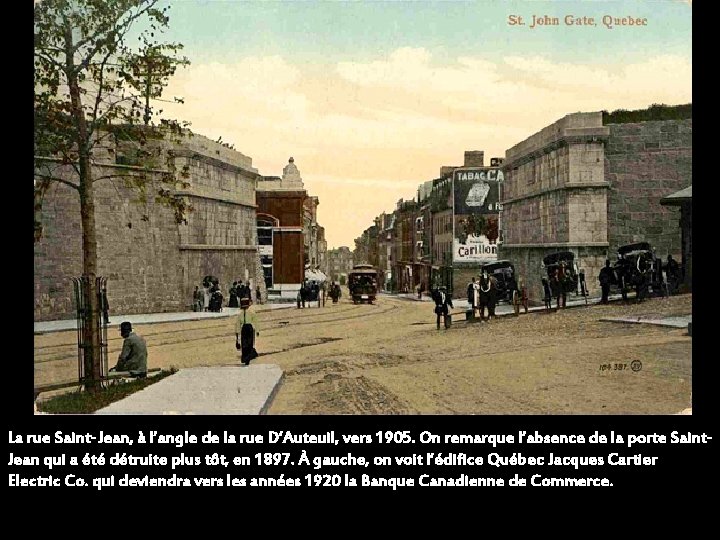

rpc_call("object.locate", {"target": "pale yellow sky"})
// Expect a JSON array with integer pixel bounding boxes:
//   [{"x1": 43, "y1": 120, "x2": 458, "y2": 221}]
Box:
[{"x1": 161, "y1": 49, "x2": 691, "y2": 249}]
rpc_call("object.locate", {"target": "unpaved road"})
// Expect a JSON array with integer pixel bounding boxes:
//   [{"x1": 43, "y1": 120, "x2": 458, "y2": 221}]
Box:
[{"x1": 34, "y1": 293, "x2": 692, "y2": 414}]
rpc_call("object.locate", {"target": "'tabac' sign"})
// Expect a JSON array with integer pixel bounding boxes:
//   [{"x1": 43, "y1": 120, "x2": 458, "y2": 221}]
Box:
[{"x1": 453, "y1": 167, "x2": 503, "y2": 263}]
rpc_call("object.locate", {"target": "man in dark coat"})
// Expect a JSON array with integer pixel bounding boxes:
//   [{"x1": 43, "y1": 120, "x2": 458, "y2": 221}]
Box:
[
  {"x1": 665, "y1": 254, "x2": 680, "y2": 294},
  {"x1": 466, "y1": 277, "x2": 476, "y2": 314},
  {"x1": 300, "y1": 281, "x2": 308, "y2": 308},
  {"x1": 431, "y1": 287, "x2": 454, "y2": 330},
  {"x1": 599, "y1": 259, "x2": 615, "y2": 304},
  {"x1": 487, "y1": 274, "x2": 498, "y2": 318},
  {"x1": 478, "y1": 272, "x2": 491, "y2": 320},
  {"x1": 109, "y1": 322, "x2": 147, "y2": 377},
  {"x1": 541, "y1": 277, "x2": 552, "y2": 310},
  {"x1": 229, "y1": 282, "x2": 239, "y2": 308}
]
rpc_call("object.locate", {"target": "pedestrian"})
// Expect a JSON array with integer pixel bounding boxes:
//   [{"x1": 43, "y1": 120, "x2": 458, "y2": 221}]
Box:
[
  {"x1": 599, "y1": 259, "x2": 614, "y2": 304},
  {"x1": 665, "y1": 254, "x2": 680, "y2": 294},
  {"x1": 193, "y1": 285, "x2": 203, "y2": 312},
  {"x1": 300, "y1": 281, "x2": 307, "y2": 308},
  {"x1": 431, "y1": 287, "x2": 454, "y2": 329},
  {"x1": 478, "y1": 271, "x2": 491, "y2": 321},
  {"x1": 466, "y1": 277, "x2": 476, "y2": 316},
  {"x1": 109, "y1": 321, "x2": 147, "y2": 377},
  {"x1": 556, "y1": 263, "x2": 568, "y2": 308},
  {"x1": 256, "y1": 285, "x2": 262, "y2": 304},
  {"x1": 487, "y1": 274, "x2": 498, "y2": 319},
  {"x1": 229, "y1": 282, "x2": 239, "y2": 308},
  {"x1": 235, "y1": 297, "x2": 259, "y2": 365},
  {"x1": 203, "y1": 285, "x2": 210, "y2": 312},
  {"x1": 214, "y1": 288, "x2": 224, "y2": 311},
  {"x1": 541, "y1": 278, "x2": 552, "y2": 310},
  {"x1": 100, "y1": 287, "x2": 110, "y2": 324}
]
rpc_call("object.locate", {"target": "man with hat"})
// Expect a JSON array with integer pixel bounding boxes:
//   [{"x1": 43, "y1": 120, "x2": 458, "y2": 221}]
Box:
[
  {"x1": 109, "y1": 322, "x2": 148, "y2": 377},
  {"x1": 235, "y1": 297, "x2": 260, "y2": 365}
]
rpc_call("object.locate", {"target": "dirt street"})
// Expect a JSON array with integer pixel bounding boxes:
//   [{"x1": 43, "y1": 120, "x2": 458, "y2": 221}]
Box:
[{"x1": 34, "y1": 293, "x2": 692, "y2": 414}]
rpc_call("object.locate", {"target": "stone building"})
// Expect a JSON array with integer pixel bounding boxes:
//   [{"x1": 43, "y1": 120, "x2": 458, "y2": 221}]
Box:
[
  {"x1": 500, "y1": 109, "x2": 692, "y2": 303},
  {"x1": 374, "y1": 212, "x2": 394, "y2": 290},
  {"x1": 303, "y1": 195, "x2": 327, "y2": 275},
  {"x1": 326, "y1": 246, "x2": 354, "y2": 283},
  {"x1": 34, "y1": 129, "x2": 264, "y2": 321},
  {"x1": 316, "y1": 225, "x2": 328, "y2": 276}
]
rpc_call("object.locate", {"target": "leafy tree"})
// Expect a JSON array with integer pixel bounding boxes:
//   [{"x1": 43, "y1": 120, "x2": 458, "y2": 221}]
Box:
[{"x1": 34, "y1": 0, "x2": 191, "y2": 391}]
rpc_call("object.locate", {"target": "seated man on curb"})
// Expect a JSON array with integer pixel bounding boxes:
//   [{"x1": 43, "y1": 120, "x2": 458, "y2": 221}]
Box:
[{"x1": 109, "y1": 321, "x2": 148, "y2": 378}]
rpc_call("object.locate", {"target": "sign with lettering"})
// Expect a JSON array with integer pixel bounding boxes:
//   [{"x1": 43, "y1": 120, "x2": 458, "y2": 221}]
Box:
[{"x1": 452, "y1": 167, "x2": 503, "y2": 263}]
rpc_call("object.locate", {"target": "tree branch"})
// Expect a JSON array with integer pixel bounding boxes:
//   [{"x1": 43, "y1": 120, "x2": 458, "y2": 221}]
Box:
[{"x1": 33, "y1": 172, "x2": 80, "y2": 192}]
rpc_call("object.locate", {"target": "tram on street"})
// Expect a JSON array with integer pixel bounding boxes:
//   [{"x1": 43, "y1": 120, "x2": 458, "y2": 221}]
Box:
[{"x1": 348, "y1": 264, "x2": 381, "y2": 304}]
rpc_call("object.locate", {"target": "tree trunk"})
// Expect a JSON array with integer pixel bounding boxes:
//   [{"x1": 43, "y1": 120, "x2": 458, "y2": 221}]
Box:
[{"x1": 66, "y1": 24, "x2": 102, "y2": 392}]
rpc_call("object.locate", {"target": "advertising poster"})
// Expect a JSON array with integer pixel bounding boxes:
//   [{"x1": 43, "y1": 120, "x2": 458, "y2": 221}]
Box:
[{"x1": 452, "y1": 167, "x2": 503, "y2": 263}]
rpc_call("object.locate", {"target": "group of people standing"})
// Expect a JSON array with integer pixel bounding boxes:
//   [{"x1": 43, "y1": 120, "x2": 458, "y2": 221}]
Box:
[
  {"x1": 465, "y1": 272, "x2": 503, "y2": 321},
  {"x1": 229, "y1": 281, "x2": 258, "y2": 308},
  {"x1": 193, "y1": 279, "x2": 260, "y2": 313},
  {"x1": 542, "y1": 261, "x2": 575, "y2": 310}
]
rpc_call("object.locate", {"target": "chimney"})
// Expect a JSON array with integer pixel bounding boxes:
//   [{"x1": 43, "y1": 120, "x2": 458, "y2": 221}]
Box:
[
  {"x1": 439, "y1": 166, "x2": 457, "y2": 178},
  {"x1": 464, "y1": 151, "x2": 485, "y2": 167}
]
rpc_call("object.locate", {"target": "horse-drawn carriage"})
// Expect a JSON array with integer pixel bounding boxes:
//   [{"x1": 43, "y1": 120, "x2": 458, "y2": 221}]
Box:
[
  {"x1": 613, "y1": 242, "x2": 667, "y2": 301},
  {"x1": 479, "y1": 260, "x2": 516, "y2": 304},
  {"x1": 479, "y1": 260, "x2": 530, "y2": 314},
  {"x1": 542, "y1": 251, "x2": 588, "y2": 307}
]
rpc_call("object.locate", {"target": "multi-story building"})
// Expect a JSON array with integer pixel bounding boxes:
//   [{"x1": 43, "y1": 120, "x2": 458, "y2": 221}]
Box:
[
  {"x1": 391, "y1": 199, "x2": 417, "y2": 293},
  {"x1": 375, "y1": 212, "x2": 394, "y2": 290},
  {"x1": 327, "y1": 246, "x2": 354, "y2": 283},
  {"x1": 256, "y1": 157, "x2": 307, "y2": 302},
  {"x1": 500, "y1": 107, "x2": 692, "y2": 302},
  {"x1": 316, "y1": 225, "x2": 327, "y2": 276}
]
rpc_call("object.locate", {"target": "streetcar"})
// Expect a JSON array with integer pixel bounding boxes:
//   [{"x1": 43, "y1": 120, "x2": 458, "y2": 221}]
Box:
[{"x1": 348, "y1": 264, "x2": 381, "y2": 304}]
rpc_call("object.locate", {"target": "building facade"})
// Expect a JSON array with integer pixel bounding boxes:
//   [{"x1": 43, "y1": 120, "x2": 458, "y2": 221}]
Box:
[
  {"x1": 256, "y1": 157, "x2": 307, "y2": 301},
  {"x1": 34, "y1": 130, "x2": 264, "y2": 320},
  {"x1": 327, "y1": 246, "x2": 354, "y2": 283},
  {"x1": 500, "y1": 109, "x2": 692, "y2": 303}
]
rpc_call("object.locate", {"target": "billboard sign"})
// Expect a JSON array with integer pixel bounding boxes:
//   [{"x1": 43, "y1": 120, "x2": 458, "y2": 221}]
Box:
[{"x1": 452, "y1": 167, "x2": 503, "y2": 263}]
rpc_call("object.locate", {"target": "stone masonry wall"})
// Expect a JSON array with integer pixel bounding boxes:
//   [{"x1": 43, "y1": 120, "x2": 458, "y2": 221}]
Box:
[
  {"x1": 35, "y1": 133, "x2": 264, "y2": 321},
  {"x1": 605, "y1": 119, "x2": 691, "y2": 259},
  {"x1": 498, "y1": 245, "x2": 607, "y2": 305},
  {"x1": 34, "y1": 164, "x2": 185, "y2": 320}
]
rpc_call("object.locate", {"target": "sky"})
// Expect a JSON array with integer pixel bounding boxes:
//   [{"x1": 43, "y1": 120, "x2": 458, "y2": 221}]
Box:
[{"x1": 147, "y1": 0, "x2": 692, "y2": 249}]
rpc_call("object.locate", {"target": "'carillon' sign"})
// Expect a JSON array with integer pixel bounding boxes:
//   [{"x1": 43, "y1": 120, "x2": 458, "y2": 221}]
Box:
[{"x1": 452, "y1": 167, "x2": 503, "y2": 263}]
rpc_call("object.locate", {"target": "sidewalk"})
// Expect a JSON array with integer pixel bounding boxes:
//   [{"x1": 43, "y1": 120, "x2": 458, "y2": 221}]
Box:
[
  {"x1": 94, "y1": 365, "x2": 284, "y2": 415},
  {"x1": 384, "y1": 290, "x2": 619, "y2": 316},
  {"x1": 34, "y1": 302, "x2": 322, "y2": 334}
]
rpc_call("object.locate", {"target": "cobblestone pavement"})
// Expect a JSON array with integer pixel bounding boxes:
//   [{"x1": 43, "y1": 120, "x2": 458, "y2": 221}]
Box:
[{"x1": 34, "y1": 292, "x2": 692, "y2": 415}]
